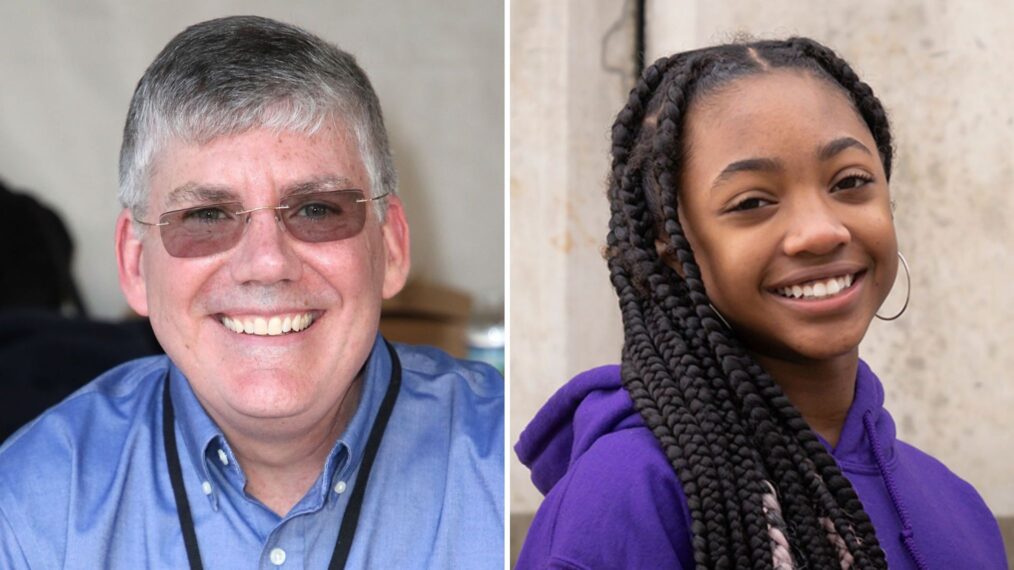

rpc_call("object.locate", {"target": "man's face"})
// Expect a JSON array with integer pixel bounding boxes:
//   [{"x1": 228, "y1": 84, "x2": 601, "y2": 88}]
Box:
[{"x1": 116, "y1": 124, "x2": 409, "y2": 430}]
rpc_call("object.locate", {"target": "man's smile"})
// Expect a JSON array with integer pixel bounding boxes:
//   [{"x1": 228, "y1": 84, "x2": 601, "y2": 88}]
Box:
[{"x1": 217, "y1": 310, "x2": 323, "y2": 336}]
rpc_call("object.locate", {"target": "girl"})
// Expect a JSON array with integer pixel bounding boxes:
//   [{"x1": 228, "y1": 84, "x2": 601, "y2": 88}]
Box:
[{"x1": 515, "y1": 38, "x2": 1006, "y2": 569}]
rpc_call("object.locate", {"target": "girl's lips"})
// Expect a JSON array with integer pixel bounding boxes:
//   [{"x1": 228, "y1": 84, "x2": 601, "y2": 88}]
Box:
[
  {"x1": 766, "y1": 262, "x2": 868, "y2": 291},
  {"x1": 773, "y1": 271, "x2": 859, "y2": 300},
  {"x1": 768, "y1": 270, "x2": 867, "y2": 315}
]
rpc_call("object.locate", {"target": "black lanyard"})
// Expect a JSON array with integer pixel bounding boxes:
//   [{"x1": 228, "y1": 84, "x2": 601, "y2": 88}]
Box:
[{"x1": 162, "y1": 341, "x2": 402, "y2": 570}]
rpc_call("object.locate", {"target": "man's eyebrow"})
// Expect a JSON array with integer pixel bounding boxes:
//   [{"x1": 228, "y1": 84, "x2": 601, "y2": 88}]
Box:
[
  {"x1": 711, "y1": 157, "x2": 782, "y2": 190},
  {"x1": 281, "y1": 176, "x2": 357, "y2": 197},
  {"x1": 165, "y1": 176, "x2": 358, "y2": 208},
  {"x1": 165, "y1": 183, "x2": 239, "y2": 208},
  {"x1": 817, "y1": 137, "x2": 873, "y2": 161}
]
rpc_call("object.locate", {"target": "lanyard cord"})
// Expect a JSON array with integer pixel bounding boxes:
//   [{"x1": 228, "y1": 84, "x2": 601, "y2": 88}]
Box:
[
  {"x1": 163, "y1": 370, "x2": 203, "y2": 569},
  {"x1": 162, "y1": 341, "x2": 403, "y2": 569}
]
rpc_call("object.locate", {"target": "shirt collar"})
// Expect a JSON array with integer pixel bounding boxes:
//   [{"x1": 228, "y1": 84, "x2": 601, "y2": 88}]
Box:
[
  {"x1": 166, "y1": 333, "x2": 393, "y2": 509},
  {"x1": 311, "y1": 333, "x2": 392, "y2": 507},
  {"x1": 168, "y1": 361, "x2": 224, "y2": 498}
]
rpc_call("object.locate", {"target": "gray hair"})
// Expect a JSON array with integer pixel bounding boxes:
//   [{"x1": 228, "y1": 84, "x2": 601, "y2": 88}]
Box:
[{"x1": 119, "y1": 15, "x2": 396, "y2": 219}]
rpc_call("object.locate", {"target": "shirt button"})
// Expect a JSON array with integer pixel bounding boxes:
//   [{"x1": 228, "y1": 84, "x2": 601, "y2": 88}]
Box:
[
  {"x1": 201, "y1": 481, "x2": 212, "y2": 495},
  {"x1": 269, "y1": 547, "x2": 286, "y2": 565},
  {"x1": 217, "y1": 449, "x2": 229, "y2": 466},
  {"x1": 333, "y1": 480, "x2": 347, "y2": 494}
]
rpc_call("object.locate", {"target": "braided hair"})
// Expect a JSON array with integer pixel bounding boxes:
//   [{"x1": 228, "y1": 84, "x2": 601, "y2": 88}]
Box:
[{"x1": 606, "y1": 38, "x2": 892, "y2": 569}]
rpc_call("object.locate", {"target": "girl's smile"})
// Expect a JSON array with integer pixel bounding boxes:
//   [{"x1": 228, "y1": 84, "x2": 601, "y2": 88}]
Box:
[{"x1": 767, "y1": 267, "x2": 867, "y2": 316}]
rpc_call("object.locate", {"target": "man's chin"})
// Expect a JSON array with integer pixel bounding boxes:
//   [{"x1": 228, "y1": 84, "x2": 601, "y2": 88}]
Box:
[{"x1": 193, "y1": 370, "x2": 319, "y2": 419}]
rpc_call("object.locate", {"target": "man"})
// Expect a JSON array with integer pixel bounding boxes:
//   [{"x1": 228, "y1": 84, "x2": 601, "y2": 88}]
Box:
[{"x1": 0, "y1": 16, "x2": 503, "y2": 569}]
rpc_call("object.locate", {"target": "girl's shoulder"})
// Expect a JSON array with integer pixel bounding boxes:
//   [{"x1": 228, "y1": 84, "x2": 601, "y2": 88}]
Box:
[{"x1": 515, "y1": 366, "x2": 695, "y2": 569}]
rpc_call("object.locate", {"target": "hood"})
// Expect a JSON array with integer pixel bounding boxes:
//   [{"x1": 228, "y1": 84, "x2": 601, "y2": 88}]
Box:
[
  {"x1": 844, "y1": 361, "x2": 930, "y2": 569},
  {"x1": 515, "y1": 365, "x2": 637, "y2": 495},
  {"x1": 826, "y1": 359, "x2": 898, "y2": 470},
  {"x1": 516, "y1": 360, "x2": 898, "y2": 494},
  {"x1": 517, "y1": 360, "x2": 933, "y2": 570}
]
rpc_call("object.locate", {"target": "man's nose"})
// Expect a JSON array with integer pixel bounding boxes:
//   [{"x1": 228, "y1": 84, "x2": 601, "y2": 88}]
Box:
[
  {"x1": 781, "y1": 196, "x2": 851, "y2": 257},
  {"x1": 227, "y1": 209, "x2": 302, "y2": 284}
]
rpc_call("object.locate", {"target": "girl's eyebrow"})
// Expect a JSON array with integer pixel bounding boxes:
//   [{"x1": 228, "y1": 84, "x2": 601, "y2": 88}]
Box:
[
  {"x1": 711, "y1": 157, "x2": 782, "y2": 190},
  {"x1": 817, "y1": 136, "x2": 872, "y2": 161},
  {"x1": 710, "y1": 137, "x2": 873, "y2": 191}
]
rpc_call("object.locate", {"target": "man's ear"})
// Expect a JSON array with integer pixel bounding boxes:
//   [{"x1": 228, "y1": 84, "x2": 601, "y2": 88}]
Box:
[
  {"x1": 379, "y1": 197, "x2": 411, "y2": 299},
  {"x1": 115, "y1": 209, "x2": 150, "y2": 316}
]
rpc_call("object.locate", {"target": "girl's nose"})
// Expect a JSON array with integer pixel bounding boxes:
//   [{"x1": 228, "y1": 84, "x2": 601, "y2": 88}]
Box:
[{"x1": 781, "y1": 198, "x2": 851, "y2": 257}]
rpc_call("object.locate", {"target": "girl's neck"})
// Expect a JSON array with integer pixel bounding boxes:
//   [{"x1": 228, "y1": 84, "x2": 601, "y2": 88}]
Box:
[{"x1": 750, "y1": 349, "x2": 859, "y2": 448}]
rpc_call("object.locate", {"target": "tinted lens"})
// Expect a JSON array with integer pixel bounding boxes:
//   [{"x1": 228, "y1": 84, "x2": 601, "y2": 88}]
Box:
[
  {"x1": 159, "y1": 203, "x2": 244, "y2": 258},
  {"x1": 280, "y1": 190, "x2": 368, "y2": 243}
]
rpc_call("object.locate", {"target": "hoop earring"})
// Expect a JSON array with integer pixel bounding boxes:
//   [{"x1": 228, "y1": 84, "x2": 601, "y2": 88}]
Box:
[
  {"x1": 875, "y1": 251, "x2": 910, "y2": 321},
  {"x1": 708, "y1": 303, "x2": 732, "y2": 330}
]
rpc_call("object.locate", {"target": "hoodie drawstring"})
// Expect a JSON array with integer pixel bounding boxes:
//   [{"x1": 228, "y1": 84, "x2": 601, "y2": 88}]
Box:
[{"x1": 862, "y1": 410, "x2": 929, "y2": 570}]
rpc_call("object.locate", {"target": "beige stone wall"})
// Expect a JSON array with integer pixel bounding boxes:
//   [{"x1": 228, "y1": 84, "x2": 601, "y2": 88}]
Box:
[
  {"x1": 511, "y1": 0, "x2": 1014, "y2": 527},
  {"x1": 510, "y1": 0, "x2": 632, "y2": 514}
]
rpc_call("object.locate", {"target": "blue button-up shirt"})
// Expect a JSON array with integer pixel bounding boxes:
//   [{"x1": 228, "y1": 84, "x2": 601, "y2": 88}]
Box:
[{"x1": 0, "y1": 335, "x2": 503, "y2": 568}]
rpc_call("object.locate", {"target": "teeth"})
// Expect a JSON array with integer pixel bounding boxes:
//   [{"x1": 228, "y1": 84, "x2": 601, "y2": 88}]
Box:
[
  {"x1": 291, "y1": 313, "x2": 311, "y2": 332},
  {"x1": 268, "y1": 317, "x2": 282, "y2": 336},
  {"x1": 778, "y1": 273, "x2": 856, "y2": 300},
  {"x1": 220, "y1": 312, "x2": 316, "y2": 336}
]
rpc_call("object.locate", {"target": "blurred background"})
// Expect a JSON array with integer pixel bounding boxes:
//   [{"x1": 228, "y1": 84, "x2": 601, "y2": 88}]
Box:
[
  {"x1": 0, "y1": 1, "x2": 504, "y2": 437},
  {"x1": 511, "y1": 0, "x2": 1013, "y2": 565}
]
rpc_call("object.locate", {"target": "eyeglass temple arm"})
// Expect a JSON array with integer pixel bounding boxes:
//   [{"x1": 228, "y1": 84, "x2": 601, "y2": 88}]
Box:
[
  {"x1": 132, "y1": 218, "x2": 169, "y2": 227},
  {"x1": 356, "y1": 191, "x2": 390, "y2": 204}
]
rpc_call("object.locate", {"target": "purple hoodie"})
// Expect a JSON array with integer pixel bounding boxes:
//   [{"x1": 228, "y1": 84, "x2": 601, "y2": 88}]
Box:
[{"x1": 515, "y1": 361, "x2": 1007, "y2": 569}]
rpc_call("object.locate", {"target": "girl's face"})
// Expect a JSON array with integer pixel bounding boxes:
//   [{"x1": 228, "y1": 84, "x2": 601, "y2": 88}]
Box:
[{"x1": 676, "y1": 70, "x2": 897, "y2": 363}]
